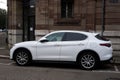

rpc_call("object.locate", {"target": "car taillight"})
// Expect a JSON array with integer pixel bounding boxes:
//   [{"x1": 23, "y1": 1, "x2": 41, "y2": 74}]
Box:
[{"x1": 100, "y1": 43, "x2": 111, "y2": 47}]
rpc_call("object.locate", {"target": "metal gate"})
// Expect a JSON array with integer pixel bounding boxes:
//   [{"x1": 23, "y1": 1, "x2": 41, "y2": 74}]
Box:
[{"x1": 0, "y1": 32, "x2": 7, "y2": 48}]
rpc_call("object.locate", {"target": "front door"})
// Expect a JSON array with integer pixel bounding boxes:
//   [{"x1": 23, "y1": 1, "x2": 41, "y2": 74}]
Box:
[
  {"x1": 36, "y1": 42, "x2": 60, "y2": 61},
  {"x1": 36, "y1": 32, "x2": 65, "y2": 60}
]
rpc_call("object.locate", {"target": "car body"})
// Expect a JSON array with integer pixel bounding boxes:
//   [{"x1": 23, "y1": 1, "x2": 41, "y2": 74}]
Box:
[{"x1": 10, "y1": 30, "x2": 113, "y2": 70}]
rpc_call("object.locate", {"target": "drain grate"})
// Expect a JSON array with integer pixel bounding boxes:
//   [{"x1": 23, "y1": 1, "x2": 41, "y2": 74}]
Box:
[{"x1": 106, "y1": 78, "x2": 120, "y2": 80}]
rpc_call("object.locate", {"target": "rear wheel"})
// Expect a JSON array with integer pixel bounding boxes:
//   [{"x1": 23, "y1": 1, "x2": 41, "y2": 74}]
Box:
[
  {"x1": 14, "y1": 50, "x2": 31, "y2": 66},
  {"x1": 78, "y1": 52, "x2": 99, "y2": 70}
]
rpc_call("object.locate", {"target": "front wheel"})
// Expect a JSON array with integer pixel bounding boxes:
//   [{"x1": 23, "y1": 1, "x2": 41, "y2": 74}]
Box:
[
  {"x1": 78, "y1": 53, "x2": 98, "y2": 70},
  {"x1": 14, "y1": 50, "x2": 31, "y2": 66}
]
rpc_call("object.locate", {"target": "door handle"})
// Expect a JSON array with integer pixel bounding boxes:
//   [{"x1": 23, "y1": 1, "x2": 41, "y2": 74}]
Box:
[
  {"x1": 54, "y1": 44, "x2": 60, "y2": 46},
  {"x1": 78, "y1": 43, "x2": 84, "y2": 46}
]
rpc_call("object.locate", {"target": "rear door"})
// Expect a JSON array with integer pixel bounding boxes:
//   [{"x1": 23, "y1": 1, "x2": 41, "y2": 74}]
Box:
[{"x1": 60, "y1": 32, "x2": 88, "y2": 61}]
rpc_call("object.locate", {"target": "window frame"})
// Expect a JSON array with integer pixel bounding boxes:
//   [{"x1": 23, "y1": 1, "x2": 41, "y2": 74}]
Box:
[{"x1": 61, "y1": 0, "x2": 74, "y2": 18}]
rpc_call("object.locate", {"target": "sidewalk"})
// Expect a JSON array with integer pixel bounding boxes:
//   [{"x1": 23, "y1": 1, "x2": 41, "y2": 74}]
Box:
[{"x1": 0, "y1": 48, "x2": 9, "y2": 59}]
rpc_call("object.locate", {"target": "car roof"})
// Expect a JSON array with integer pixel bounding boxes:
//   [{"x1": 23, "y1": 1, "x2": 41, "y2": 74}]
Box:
[{"x1": 50, "y1": 30, "x2": 98, "y2": 35}]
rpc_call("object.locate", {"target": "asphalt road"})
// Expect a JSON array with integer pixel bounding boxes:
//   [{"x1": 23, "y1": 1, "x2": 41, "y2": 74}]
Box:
[{"x1": 0, "y1": 58, "x2": 120, "y2": 80}]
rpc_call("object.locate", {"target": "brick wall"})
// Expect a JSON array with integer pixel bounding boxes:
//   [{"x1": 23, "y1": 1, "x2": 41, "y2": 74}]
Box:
[
  {"x1": 7, "y1": 0, "x2": 23, "y2": 47},
  {"x1": 8, "y1": 0, "x2": 120, "y2": 31},
  {"x1": 8, "y1": 0, "x2": 120, "y2": 45},
  {"x1": 7, "y1": 0, "x2": 120, "y2": 63},
  {"x1": 35, "y1": 0, "x2": 88, "y2": 31}
]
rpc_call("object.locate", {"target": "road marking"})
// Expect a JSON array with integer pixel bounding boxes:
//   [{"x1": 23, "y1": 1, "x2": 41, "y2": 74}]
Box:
[
  {"x1": 0, "y1": 47, "x2": 6, "y2": 49},
  {"x1": 0, "y1": 63, "x2": 9, "y2": 65},
  {"x1": 0, "y1": 62, "x2": 15, "y2": 66},
  {"x1": 0, "y1": 55, "x2": 9, "y2": 58},
  {"x1": 53, "y1": 68, "x2": 120, "y2": 74},
  {"x1": 7, "y1": 62, "x2": 15, "y2": 65},
  {"x1": 114, "y1": 65, "x2": 119, "y2": 72},
  {"x1": 92, "y1": 70, "x2": 120, "y2": 74}
]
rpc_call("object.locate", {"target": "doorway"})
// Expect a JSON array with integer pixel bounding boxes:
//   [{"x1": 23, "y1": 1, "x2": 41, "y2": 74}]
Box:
[
  {"x1": 28, "y1": 16, "x2": 35, "y2": 40},
  {"x1": 23, "y1": 0, "x2": 35, "y2": 41}
]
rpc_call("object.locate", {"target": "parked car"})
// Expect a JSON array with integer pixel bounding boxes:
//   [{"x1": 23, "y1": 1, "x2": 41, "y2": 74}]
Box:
[{"x1": 10, "y1": 30, "x2": 113, "y2": 70}]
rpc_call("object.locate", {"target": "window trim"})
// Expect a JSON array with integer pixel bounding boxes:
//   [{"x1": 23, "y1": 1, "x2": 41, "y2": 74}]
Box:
[{"x1": 61, "y1": 0, "x2": 74, "y2": 18}]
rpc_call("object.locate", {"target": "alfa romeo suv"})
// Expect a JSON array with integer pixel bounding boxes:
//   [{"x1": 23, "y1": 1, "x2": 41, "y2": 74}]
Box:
[{"x1": 10, "y1": 30, "x2": 113, "y2": 70}]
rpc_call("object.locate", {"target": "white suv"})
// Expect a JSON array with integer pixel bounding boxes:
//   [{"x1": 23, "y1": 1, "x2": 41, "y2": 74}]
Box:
[{"x1": 10, "y1": 30, "x2": 113, "y2": 70}]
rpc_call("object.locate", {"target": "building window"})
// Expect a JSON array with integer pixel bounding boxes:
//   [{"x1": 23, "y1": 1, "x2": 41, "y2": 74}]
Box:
[
  {"x1": 61, "y1": 0, "x2": 74, "y2": 18},
  {"x1": 109, "y1": 0, "x2": 119, "y2": 3}
]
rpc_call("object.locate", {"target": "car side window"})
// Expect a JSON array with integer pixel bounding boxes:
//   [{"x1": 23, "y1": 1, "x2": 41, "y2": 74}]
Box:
[
  {"x1": 63, "y1": 32, "x2": 87, "y2": 41},
  {"x1": 46, "y1": 32, "x2": 65, "y2": 42}
]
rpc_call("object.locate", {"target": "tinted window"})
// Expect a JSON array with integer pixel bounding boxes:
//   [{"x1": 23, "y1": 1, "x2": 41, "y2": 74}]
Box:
[
  {"x1": 63, "y1": 32, "x2": 87, "y2": 41},
  {"x1": 46, "y1": 32, "x2": 64, "y2": 42}
]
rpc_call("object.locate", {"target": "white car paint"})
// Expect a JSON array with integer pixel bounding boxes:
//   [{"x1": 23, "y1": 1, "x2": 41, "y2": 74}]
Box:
[{"x1": 10, "y1": 30, "x2": 113, "y2": 65}]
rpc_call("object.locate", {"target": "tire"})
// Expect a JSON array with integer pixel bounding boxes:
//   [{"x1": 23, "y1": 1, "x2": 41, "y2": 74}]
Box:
[
  {"x1": 14, "y1": 50, "x2": 31, "y2": 66},
  {"x1": 78, "y1": 52, "x2": 98, "y2": 70}
]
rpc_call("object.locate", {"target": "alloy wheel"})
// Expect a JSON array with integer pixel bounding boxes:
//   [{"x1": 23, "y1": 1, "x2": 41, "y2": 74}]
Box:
[
  {"x1": 16, "y1": 51, "x2": 29, "y2": 66},
  {"x1": 80, "y1": 54, "x2": 95, "y2": 69}
]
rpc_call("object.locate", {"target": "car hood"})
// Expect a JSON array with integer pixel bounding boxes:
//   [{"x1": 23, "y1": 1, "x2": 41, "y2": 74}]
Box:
[{"x1": 14, "y1": 41, "x2": 38, "y2": 47}]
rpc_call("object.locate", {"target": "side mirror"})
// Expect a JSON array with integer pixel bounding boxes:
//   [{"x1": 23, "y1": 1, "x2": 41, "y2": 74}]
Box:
[{"x1": 40, "y1": 38, "x2": 49, "y2": 43}]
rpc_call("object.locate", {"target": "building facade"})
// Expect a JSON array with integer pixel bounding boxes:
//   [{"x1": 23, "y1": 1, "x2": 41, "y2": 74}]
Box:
[{"x1": 8, "y1": 0, "x2": 120, "y2": 49}]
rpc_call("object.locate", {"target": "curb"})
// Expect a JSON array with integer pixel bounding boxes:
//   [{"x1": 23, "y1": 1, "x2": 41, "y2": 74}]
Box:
[{"x1": 0, "y1": 55, "x2": 9, "y2": 59}]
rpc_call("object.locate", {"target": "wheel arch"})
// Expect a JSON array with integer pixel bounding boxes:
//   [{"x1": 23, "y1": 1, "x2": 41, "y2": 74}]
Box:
[
  {"x1": 76, "y1": 49, "x2": 100, "y2": 62},
  {"x1": 13, "y1": 47, "x2": 32, "y2": 61}
]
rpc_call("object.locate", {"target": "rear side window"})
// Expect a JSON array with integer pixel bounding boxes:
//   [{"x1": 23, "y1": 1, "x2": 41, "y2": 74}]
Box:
[
  {"x1": 95, "y1": 34, "x2": 109, "y2": 41},
  {"x1": 63, "y1": 32, "x2": 88, "y2": 41}
]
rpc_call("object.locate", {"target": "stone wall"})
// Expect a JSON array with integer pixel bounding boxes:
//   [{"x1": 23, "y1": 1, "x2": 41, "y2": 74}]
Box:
[
  {"x1": 8, "y1": 0, "x2": 120, "y2": 49},
  {"x1": 7, "y1": 0, "x2": 23, "y2": 47},
  {"x1": 35, "y1": 0, "x2": 94, "y2": 31},
  {"x1": 104, "y1": 31, "x2": 120, "y2": 63}
]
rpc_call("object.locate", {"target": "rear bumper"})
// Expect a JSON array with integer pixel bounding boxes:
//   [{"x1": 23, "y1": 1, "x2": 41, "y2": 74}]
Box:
[
  {"x1": 101, "y1": 57, "x2": 113, "y2": 64},
  {"x1": 99, "y1": 46, "x2": 113, "y2": 61}
]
